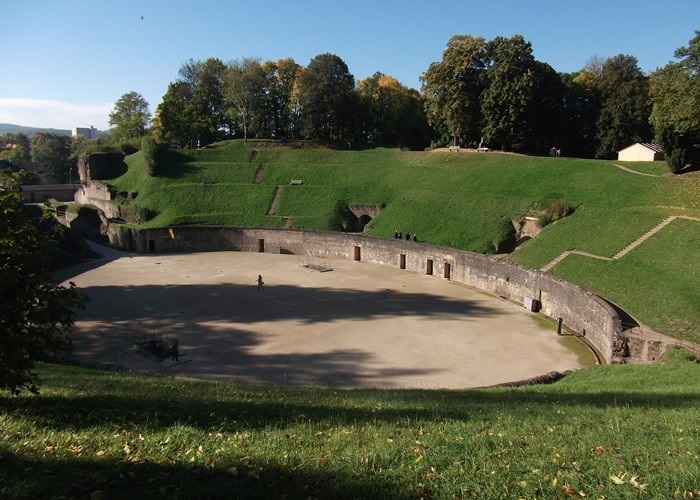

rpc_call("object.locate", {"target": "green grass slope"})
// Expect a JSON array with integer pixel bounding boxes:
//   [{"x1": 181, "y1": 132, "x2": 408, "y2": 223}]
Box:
[
  {"x1": 105, "y1": 140, "x2": 699, "y2": 342},
  {"x1": 1, "y1": 357, "x2": 698, "y2": 498}
]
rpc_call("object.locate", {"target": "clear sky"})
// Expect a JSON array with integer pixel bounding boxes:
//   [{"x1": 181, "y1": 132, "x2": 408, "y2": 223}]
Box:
[{"x1": 1, "y1": 0, "x2": 698, "y2": 131}]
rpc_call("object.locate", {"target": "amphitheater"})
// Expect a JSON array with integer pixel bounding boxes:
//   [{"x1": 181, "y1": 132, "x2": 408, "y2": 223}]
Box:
[{"x1": 53, "y1": 226, "x2": 625, "y2": 389}]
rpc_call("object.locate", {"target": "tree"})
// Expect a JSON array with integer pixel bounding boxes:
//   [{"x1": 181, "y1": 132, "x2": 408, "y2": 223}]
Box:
[
  {"x1": 30, "y1": 133, "x2": 72, "y2": 184},
  {"x1": 157, "y1": 59, "x2": 227, "y2": 148},
  {"x1": 297, "y1": 53, "x2": 357, "y2": 144},
  {"x1": 0, "y1": 133, "x2": 31, "y2": 170},
  {"x1": 108, "y1": 91, "x2": 151, "y2": 150},
  {"x1": 192, "y1": 58, "x2": 228, "y2": 145},
  {"x1": 559, "y1": 70, "x2": 602, "y2": 158},
  {"x1": 481, "y1": 35, "x2": 538, "y2": 151},
  {"x1": 420, "y1": 35, "x2": 488, "y2": 147},
  {"x1": 358, "y1": 73, "x2": 429, "y2": 148},
  {"x1": 649, "y1": 31, "x2": 700, "y2": 172},
  {"x1": 155, "y1": 81, "x2": 198, "y2": 147},
  {"x1": 594, "y1": 55, "x2": 652, "y2": 159},
  {"x1": 0, "y1": 169, "x2": 86, "y2": 394},
  {"x1": 261, "y1": 58, "x2": 302, "y2": 139},
  {"x1": 224, "y1": 58, "x2": 267, "y2": 142}
]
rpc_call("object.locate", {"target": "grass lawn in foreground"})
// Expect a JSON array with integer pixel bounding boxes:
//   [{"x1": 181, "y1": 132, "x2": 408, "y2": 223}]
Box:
[{"x1": 1, "y1": 354, "x2": 698, "y2": 499}]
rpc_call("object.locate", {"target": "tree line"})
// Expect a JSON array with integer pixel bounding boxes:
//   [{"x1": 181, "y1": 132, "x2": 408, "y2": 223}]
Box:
[
  {"x1": 149, "y1": 54, "x2": 431, "y2": 150},
  {"x1": 2, "y1": 31, "x2": 698, "y2": 176}
]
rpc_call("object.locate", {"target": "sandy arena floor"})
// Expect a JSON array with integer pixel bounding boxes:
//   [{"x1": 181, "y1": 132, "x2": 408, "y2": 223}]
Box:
[{"x1": 56, "y1": 247, "x2": 586, "y2": 389}]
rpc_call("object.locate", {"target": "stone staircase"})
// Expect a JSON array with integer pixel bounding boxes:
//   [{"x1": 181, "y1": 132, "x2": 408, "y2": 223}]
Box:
[
  {"x1": 612, "y1": 216, "x2": 679, "y2": 259},
  {"x1": 267, "y1": 185, "x2": 283, "y2": 216},
  {"x1": 253, "y1": 164, "x2": 266, "y2": 184},
  {"x1": 541, "y1": 215, "x2": 699, "y2": 272}
]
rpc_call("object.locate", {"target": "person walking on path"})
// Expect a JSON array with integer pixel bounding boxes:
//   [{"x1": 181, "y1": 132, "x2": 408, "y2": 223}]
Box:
[
  {"x1": 170, "y1": 340, "x2": 179, "y2": 362},
  {"x1": 257, "y1": 274, "x2": 264, "y2": 291}
]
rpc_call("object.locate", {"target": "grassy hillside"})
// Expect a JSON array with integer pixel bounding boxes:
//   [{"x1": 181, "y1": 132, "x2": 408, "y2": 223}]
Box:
[
  {"x1": 1, "y1": 354, "x2": 698, "y2": 498},
  {"x1": 105, "y1": 140, "x2": 699, "y2": 342}
]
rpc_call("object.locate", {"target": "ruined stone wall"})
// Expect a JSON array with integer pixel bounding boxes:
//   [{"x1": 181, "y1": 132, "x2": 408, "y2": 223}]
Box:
[
  {"x1": 110, "y1": 226, "x2": 620, "y2": 362},
  {"x1": 19, "y1": 184, "x2": 79, "y2": 203},
  {"x1": 74, "y1": 180, "x2": 121, "y2": 219}
]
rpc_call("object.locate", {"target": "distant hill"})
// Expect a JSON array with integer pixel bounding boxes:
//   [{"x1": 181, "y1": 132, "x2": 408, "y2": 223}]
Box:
[
  {"x1": 0, "y1": 123, "x2": 71, "y2": 136},
  {"x1": 0, "y1": 123, "x2": 109, "y2": 137}
]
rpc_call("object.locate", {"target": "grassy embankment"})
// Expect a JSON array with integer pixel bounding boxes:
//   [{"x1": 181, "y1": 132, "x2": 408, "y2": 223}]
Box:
[
  {"x1": 106, "y1": 141, "x2": 699, "y2": 343},
  {"x1": 1, "y1": 351, "x2": 698, "y2": 499}
]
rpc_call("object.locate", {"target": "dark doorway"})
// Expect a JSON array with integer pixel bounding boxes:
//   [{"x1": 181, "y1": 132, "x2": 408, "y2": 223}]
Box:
[
  {"x1": 148, "y1": 239, "x2": 155, "y2": 253},
  {"x1": 354, "y1": 246, "x2": 361, "y2": 261},
  {"x1": 257, "y1": 238, "x2": 265, "y2": 252},
  {"x1": 357, "y1": 214, "x2": 372, "y2": 232},
  {"x1": 399, "y1": 254, "x2": 406, "y2": 269},
  {"x1": 444, "y1": 262, "x2": 451, "y2": 279},
  {"x1": 426, "y1": 259, "x2": 433, "y2": 275}
]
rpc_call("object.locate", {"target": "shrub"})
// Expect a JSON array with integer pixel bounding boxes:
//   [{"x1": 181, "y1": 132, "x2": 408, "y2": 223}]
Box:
[
  {"x1": 120, "y1": 204, "x2": 155, "y2": 224},
  {"x1": 540, "y1": 200, "x2": 575, "y2": 226},
  {"x1": 141, "y1": 136, "x2": 157, "y2": 175}
]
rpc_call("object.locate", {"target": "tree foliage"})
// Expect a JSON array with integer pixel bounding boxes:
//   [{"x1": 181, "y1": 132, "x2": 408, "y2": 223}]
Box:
[
  {"x1": 148, "y1": 31, "x2": 700, "y2": 157},
  {"x1": 0, "y1": 133, "x2": 32, "y2": 170},
  {"x1": 29, "y1": 133, "x2": 73, "y2": 184},
  {"x1": 109, "y1": 91, "x2": 151, "y2": 152},
  {"x1": 154, "y1": 81, "x2": 197, "y2": 147},
  {"x1": 358, "y1": 73, "x2": 429, "y2": 148},
  {"x1": 224, "y1": 58, "x2": 267, "y2": 142},
  {"x1": 0, "y1": 169, "x2": 86, "y2": 394},
  {"x1": 140, "y1": 136, "x2": 157, "y2": 175},
  {"x1": 420, "y1": 35, "x2": 488, "y2": 147},
  {"x1": 594, "y1": 55, "x2": 652, "y2": 159},
  {"x1": 157, "y1": 59, "x2": 227, "y2": 148},
  {"x1": 481, "y1": 35, "x2": 538, "y2": 151},
  {"x1": 261, "y1": 58, "x2": 302, "y2": 139},
  {"x1": 650, "y1": 31, "x2": 700, "y2": 172},
  {"x1": 297, "y1": 53, "x2": 357, "y2": 144}
]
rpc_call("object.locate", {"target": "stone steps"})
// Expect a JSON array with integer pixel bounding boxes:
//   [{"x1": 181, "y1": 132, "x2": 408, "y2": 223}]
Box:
[
  {"x1": 541, "y1": 215, "x2": 699, "y2": 272},
  {"x1": 267, "y1": 185, "x2": 283, "y2": 216}
]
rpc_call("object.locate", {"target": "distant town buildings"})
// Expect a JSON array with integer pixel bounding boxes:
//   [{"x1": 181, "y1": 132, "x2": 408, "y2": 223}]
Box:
[{"x1": 72, "y1": 126, "x2": 98, "y2": 139}]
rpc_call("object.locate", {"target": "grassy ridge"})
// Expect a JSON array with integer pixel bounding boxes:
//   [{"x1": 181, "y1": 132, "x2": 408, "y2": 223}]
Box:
[
  {"x1": 105, "y1": 141, "x2": 699, "y2": 342},
  {"x1": 1, "y1": 356, "x2": 698, "y2": 498}
]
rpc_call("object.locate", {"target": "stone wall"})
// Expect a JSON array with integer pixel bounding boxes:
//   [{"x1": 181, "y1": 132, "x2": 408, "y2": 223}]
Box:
[
  {"x1": 107, "y1": 225, "x2": 621, "y2": 363},
  {"x1": 19, "y1": 184, "x2": 79, "y2": 203},
  {"x1": 74, "y1": 180, "x2": 121, "y2": 219}
]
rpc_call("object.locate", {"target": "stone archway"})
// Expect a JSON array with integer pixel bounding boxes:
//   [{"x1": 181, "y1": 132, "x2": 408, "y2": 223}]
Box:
[{"x1": 347, "y1": 205, "x2": 382, "y2": 232}]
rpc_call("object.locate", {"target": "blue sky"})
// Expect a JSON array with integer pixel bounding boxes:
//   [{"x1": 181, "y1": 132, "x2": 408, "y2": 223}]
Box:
[{"x1": 1, "y1": 0, "x2": 698, "y2": 131}]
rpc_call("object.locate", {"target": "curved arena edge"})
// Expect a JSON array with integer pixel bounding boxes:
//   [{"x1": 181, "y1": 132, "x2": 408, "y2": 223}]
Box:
[{"x1": 107, "y1": 225, "x2": 621, "y2": 364}]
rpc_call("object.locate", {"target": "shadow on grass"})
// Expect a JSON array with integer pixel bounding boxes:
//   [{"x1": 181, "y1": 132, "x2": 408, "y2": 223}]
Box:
[
  {"x1": 2, "y1": 362, "x2": 698, "y2": 498},
  {"x1": 0, "y1": 451, "x2": 412, "y2": 500},
  {"x1": 3, "y1": 374, "x2": 698, "y2": 435},
  {"x1": 154, "y1": 149, "x2": 205, "y2": 179}
]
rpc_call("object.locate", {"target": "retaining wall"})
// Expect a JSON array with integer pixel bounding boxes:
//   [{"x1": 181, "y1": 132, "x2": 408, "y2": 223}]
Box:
[
  {"x1": 20, "y1": 184, "x2": 79, "y2": 203},
  {"x1": 108, "y1": 225, "x2": 621, "y2": 363}
]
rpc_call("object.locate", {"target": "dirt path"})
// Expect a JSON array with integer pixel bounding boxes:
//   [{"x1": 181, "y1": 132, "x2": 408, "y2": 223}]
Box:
[{"x1": 57, "y1": 250, "x2": 589, "y2": 389}]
